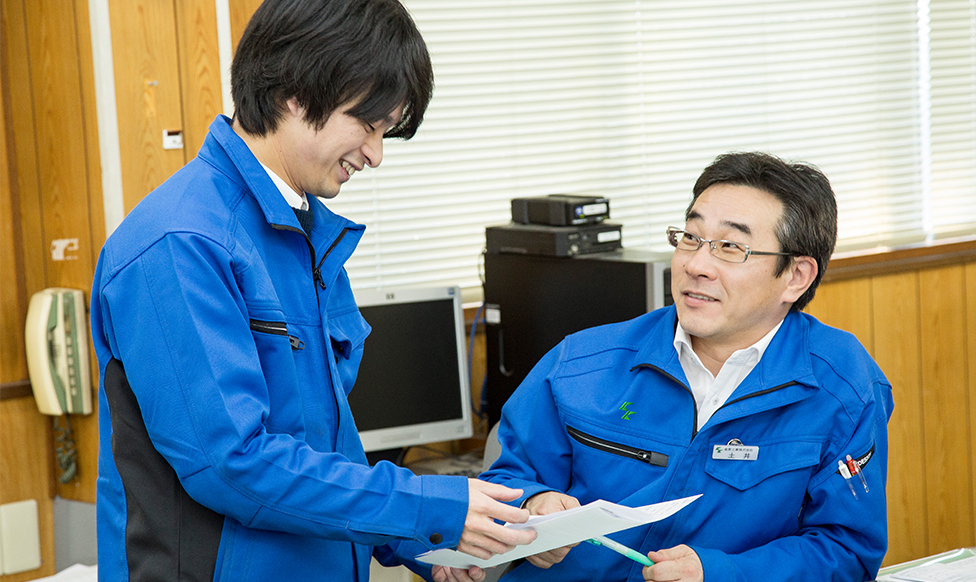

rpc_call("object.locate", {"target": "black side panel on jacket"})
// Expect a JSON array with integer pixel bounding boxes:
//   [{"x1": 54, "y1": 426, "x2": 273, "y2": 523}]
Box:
[{"x1": 105, "y1": 358, "x2": 224, "y2": 581}]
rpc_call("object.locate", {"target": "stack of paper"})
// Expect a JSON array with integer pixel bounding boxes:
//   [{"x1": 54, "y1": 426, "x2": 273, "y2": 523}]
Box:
[{"x1": 888, "y1": 556, "x2": 976, "y2": 582}]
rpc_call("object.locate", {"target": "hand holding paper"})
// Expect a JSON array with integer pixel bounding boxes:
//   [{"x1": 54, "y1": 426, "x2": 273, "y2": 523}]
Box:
[
  {"x1": 522, "y1": 491, "x2": 583, "y2": 569},
  {"x1": 417, "y1": 494, "x2": 702, "y2": 569},
  {"x1": 457, "y1": 480, "x2": 537, "y2": 559}
]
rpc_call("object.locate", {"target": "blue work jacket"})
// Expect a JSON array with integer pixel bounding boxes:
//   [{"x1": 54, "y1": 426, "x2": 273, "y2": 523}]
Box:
[
  {"x1": 91, "y1": 115, "x2": 467, "y2": 582},
  {"x1": 482, "y1": 306, "x2": 892, "y2": 582}
]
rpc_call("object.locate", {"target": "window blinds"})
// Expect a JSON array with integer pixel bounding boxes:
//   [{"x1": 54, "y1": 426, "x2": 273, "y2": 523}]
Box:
[{"x1": 322, "y1": 0, "x2": 976, "y2": 298}]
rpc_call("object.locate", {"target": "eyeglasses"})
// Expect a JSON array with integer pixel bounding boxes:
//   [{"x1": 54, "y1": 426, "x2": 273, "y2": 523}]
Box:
[{"x1": 666, "y1": 227, "x2": 799, "y2": 264}]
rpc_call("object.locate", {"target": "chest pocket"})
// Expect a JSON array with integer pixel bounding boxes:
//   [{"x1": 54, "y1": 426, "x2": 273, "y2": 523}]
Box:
[{"x1": 705, "y1": 440, "x2": 821, "y2": 491}]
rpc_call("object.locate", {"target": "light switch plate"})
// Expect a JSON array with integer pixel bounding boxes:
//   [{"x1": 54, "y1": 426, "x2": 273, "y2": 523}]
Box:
[{"x1": 0, "y1": 499, "x2": 41, "y2": 574}]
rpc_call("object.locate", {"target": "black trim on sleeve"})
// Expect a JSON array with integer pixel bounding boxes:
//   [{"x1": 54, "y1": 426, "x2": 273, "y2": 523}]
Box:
[{"x1": 105, "y1": 358, "x2": 224, "y2": 582}]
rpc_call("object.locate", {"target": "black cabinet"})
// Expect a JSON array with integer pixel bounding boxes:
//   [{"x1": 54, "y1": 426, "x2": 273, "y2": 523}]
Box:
[{"x1": 483, "y1": 248, "x2": 672, "y2": 427}]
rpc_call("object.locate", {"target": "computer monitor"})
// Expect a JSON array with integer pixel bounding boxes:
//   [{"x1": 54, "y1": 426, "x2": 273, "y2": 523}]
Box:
[{"x1": 349, "y1": 286, "x2": 473, "y2": 453}]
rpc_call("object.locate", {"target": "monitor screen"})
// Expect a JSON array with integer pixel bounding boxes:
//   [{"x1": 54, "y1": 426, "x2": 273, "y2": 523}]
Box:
[{"x1": 349, "y1": 286, "x2": 473, "y2": 452}]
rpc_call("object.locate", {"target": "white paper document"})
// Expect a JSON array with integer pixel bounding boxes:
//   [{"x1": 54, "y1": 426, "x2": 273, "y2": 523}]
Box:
[
  {"x1": 890, "y1": 556, "x2": 976, "y2": 582},
  {"x1": 416, "y1": 494, "x2": 701, "y2": 569}
]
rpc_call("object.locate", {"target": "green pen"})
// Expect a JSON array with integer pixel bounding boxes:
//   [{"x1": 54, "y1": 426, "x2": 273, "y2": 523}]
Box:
[{"x1": 586, "y1": 535, "x2": 654, "y2": 567}]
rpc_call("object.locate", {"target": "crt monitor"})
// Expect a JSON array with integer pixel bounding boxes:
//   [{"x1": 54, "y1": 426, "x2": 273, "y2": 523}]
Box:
[{"x1": 349, "y1": 286, "x2": 473, "y2": 453}]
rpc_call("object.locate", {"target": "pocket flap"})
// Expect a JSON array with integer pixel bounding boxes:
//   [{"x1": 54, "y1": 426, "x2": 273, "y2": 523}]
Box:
[{"x1": 705, "y1": 440, "x2": 821, "y2": 491}]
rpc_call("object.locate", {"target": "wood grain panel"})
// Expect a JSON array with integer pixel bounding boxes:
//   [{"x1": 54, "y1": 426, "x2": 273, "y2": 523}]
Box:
[
  {"x1": 21, "y1": 0, "x2": 100, "y2": 504},
  {"x1": 0, "y1": 20, "x2": 29, "y2": 385},
  {"x1": 174, "y1": 0, "x2": 222, "y2": 159},
  {"x1": 66, "y1": 0, "x2": 104, "y2": 503},
  {"x1": 2, "y1": 0, "x2": 46, "y2": 301},
  {"x1": 74, "y1": 0, "x2": 106, "y2": 254},
  {"x1": 804, "y1": 278, "x2": 874, "y2": 354},
  {"x1": 0, "y1": 397, "x2": 56, "y2": 580},
  {"x1": 871, "y1": 272, "x2": 926, "y2": 566},
  {"x1": 229, "y1": 0, "x2": 263, "y2": 54},
  {"x1": 966, "y1": 263, "x2": 976, "y2": 549},
  {"x1": 108, "y1": 0, "x2": 186, "y2": 213},
  {"x1": 23, "y1": 0, "x2": 97, "y2": 290},
  {"x1": 917, "y1": 265, "x2": 975, "y2": 553}
]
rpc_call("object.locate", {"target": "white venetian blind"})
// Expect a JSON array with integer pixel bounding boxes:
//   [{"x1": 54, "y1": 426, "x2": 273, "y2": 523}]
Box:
[
  {"x1": 927, "y1": 0, "x2": 976, "y2": 238},
  {"x1": 323, "y1": 0, "x2": 972, "y2": 298}
]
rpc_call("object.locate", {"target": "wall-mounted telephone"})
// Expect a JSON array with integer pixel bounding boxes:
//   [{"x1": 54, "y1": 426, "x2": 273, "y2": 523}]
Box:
[
  {"x1": 25, "y1": 288, "x2": 92, "y2": 483},
  {"x1": 25, "y1": 288, "x2": 93, "y2": 415}
]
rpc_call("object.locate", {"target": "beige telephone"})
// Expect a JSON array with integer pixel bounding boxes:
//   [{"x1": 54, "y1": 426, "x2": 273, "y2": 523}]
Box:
[
  {"x1": 24, "y1": 288, "x2": 92, "y2": 483},
  {"x1": 25, "y1": 288, "x2": 92, "y2": 415}
]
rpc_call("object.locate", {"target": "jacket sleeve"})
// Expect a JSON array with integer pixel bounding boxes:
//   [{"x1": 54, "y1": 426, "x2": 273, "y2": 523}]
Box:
[
  {"x1": 480, "y1": 345, "x2": 572, "y2": 507},
  {"x1": 695, "y1": 378, "x2": 893, "y2": 582},
  {"x1": 93, "y1": 232, "x2": 468, "y2": 549}
]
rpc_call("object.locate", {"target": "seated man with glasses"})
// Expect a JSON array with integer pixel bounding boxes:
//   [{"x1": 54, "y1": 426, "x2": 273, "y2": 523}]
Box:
[{"x1": 481, "y1": 151, "x2": 893, "y2": 582}]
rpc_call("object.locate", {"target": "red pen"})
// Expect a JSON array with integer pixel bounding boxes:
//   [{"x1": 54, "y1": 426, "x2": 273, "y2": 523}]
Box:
[
  {"x1": 838, "y1": 460, "x2": 858, "y2": 500},
  {"x1": 846, "y1": 454, "x2": 869, "y2": 493}
]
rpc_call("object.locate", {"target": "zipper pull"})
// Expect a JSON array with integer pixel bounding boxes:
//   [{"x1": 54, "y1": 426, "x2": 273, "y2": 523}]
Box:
[
  {"x1": 289, "y1": 335, "x2": 305, "y2": 350},
  {"x1": 312, "y1": 267, "x2": 325, "y2": 290}
]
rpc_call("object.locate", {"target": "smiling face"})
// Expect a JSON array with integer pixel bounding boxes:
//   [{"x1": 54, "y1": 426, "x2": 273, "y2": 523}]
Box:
[
  {"x1": 247, "y1": 97, "x2": 403, "y2": 199},
  {"x1": 671, "y1": 183, "x2": 815, "y2": 359}
]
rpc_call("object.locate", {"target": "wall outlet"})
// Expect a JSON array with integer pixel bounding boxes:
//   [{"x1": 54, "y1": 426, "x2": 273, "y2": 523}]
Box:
[{"x1": 0, "y1": 499, "x2": 41, "y2": 574}]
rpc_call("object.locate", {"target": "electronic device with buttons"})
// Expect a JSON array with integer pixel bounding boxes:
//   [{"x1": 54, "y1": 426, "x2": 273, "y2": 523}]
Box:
[
  {"x1": 510, "y1": 194, "x2": 610, "y2": 226},
  {"x1": 485, "y1": 221, "x2": 623, "y2": 257}
]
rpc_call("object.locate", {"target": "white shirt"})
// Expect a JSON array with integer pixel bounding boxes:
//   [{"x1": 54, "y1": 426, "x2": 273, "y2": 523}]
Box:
[
  {"x1": 261, "y1": 162, "x2": 307, "y2": 210},
  {"x1": 674, "y1": 320, "x2": 784, "y2": 431}
]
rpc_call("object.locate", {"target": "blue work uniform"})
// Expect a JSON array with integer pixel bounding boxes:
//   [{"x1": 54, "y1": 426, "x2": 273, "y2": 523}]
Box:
[
  {"x1": 91, "y1": 115, "x2": 467, "y2": 582},
  {"x1": 482, "y1": 306, "x2": 892, "y2": 582}
]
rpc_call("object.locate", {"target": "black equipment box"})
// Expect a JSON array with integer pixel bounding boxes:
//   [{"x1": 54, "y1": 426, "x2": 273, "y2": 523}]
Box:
[
  {"x1": 511, "y1": 195, "x2": 610, "y2": 226},
  {"x1": 483, "y1": 249, "x2": 673, "y2": 427},
  {"x1": 485, "y1": 222, "x2": 622, "y2": 257}
]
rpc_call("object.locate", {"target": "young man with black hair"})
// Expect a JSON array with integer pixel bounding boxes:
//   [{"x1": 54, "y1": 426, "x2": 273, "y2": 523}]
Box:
[
  {"x1": 91, "y1": 1, "x2": 533, "y2": 581},
  {"x1": 482, "y1": 152, "x2": 893, "y2": 582}
]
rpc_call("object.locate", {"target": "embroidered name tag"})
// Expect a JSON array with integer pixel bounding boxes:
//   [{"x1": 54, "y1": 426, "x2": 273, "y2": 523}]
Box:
[{"x1": 712, "y1": 445, "x2": 759, "y2": 461}]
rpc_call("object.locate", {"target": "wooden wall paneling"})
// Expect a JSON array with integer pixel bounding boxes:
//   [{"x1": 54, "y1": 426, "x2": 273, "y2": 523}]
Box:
[
  {"x1": 74, "y1": 0, "x2": 106, "y2": 252},
  {"x1": 0, "y1": 13, "x2": 29, "y2": 385},
  {"x1": 2, "y1": 0, "x2": 45, "y2": 303},
  {"x1": 22, "y1": 0, "x2": 101, "y2": 503},
  {"x1": 108, "y1": 0, "x2": 186, "y2": 213},
  {"x1": 804, "y1": 278, "x2": 875, "y2": 354},
  {"x1": 0, "y1": 398, "x2": 56, "y2": 580},
  {"x1": 0, "y1": 4, "x2": 57, "y2": 578},
  {"x1": 966, "y1": 263, "x2": 976, "y2": 549},
  {"x1": 870, "y1": 272, "x2": 927, "y2": 566},
  {"x1": 68, "y1": 0, "x2": 107, "y2": 503},
  {"x1": 228, "y1": 0, "x2": 263, "y2": 54},
  {"x1": 174, "y1": 0, "x2": 223, "y2": 160},
  {"x1": 917, "y1": 265, "x2": 975, "y2": 553},
  {"x1": 23, "y1": 0, "x2": 97, "y2": 289}
]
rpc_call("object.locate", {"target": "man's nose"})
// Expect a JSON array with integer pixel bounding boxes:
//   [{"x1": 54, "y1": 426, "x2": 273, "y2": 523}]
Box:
[{"x1": 362, "y1": 131, "x2": 384, "y2": 168}]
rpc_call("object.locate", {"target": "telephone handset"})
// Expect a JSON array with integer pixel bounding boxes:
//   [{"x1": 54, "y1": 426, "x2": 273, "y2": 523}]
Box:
[
  {"x1": 25, "y1": 288, "x2": 92, "y2": 483},
  {"x1": 25, "y1": 288, "x2": 92, "y2": 415}
]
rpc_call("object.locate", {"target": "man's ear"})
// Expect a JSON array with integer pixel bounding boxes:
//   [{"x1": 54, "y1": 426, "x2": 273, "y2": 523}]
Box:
[
  {"x1": 286, "y1": 96, "x2": 304, "y2": 118},
  {"x1": 782, "y1": 256, "x2": 818, "y2": 304}
]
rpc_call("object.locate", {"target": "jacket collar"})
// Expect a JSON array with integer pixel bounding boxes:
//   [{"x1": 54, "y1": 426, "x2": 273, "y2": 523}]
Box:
[
  {"x1": 203, "y1": 115, "x2": 304, "y2": 230},
  {"x1": 201, "y1": 115, "x2": 365, "y2": 259},
  {"x1": 633, "y1": 307, "x2": 821, "y2": 395}
]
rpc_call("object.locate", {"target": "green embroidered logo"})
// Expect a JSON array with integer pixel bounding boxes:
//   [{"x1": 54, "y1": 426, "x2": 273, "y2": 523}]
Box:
[{"x1": 619, "y1": 402, "x2": 636, "y2": 420}]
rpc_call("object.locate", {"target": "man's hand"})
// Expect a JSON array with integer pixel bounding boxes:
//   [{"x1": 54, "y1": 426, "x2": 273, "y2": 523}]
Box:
[
  {"x1": 642, "y1": 545, "x2": 703, "y2": 582},
  {"x1": 457, "y1": 479, "x2": 537, "y2": 560},
  {"x1": 432, "y1": 565, "x2": 485, "y2": 582},
  {"x1": 521, "y1": 491, "x2": 581, "y2": 569}
]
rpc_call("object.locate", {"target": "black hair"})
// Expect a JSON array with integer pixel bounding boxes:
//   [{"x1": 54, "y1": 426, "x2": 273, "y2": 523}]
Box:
[
  {"x1": 689, "y1": 151, "x2": 838, "y2": 312},
  {"x1": 231, "y1": 0, "x2": 433, "y2": 139}
]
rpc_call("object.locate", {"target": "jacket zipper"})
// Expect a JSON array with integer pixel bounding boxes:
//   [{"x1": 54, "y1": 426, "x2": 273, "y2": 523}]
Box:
[
  {"x1": 567, "y1": 425, "x2": 668, "y2": 467},
  {"x1": 630, "y1": 363, "x2": 798, "y2": 441},
  {"x1": 631, "y1": 363, "x2": 699, "y2": 439},
  {"x1": 314, "y1": 228, "x2": 350, "y2": 290},
  {"x1": 249, "y1": 319, "x2": 304, "y2": 350}
]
